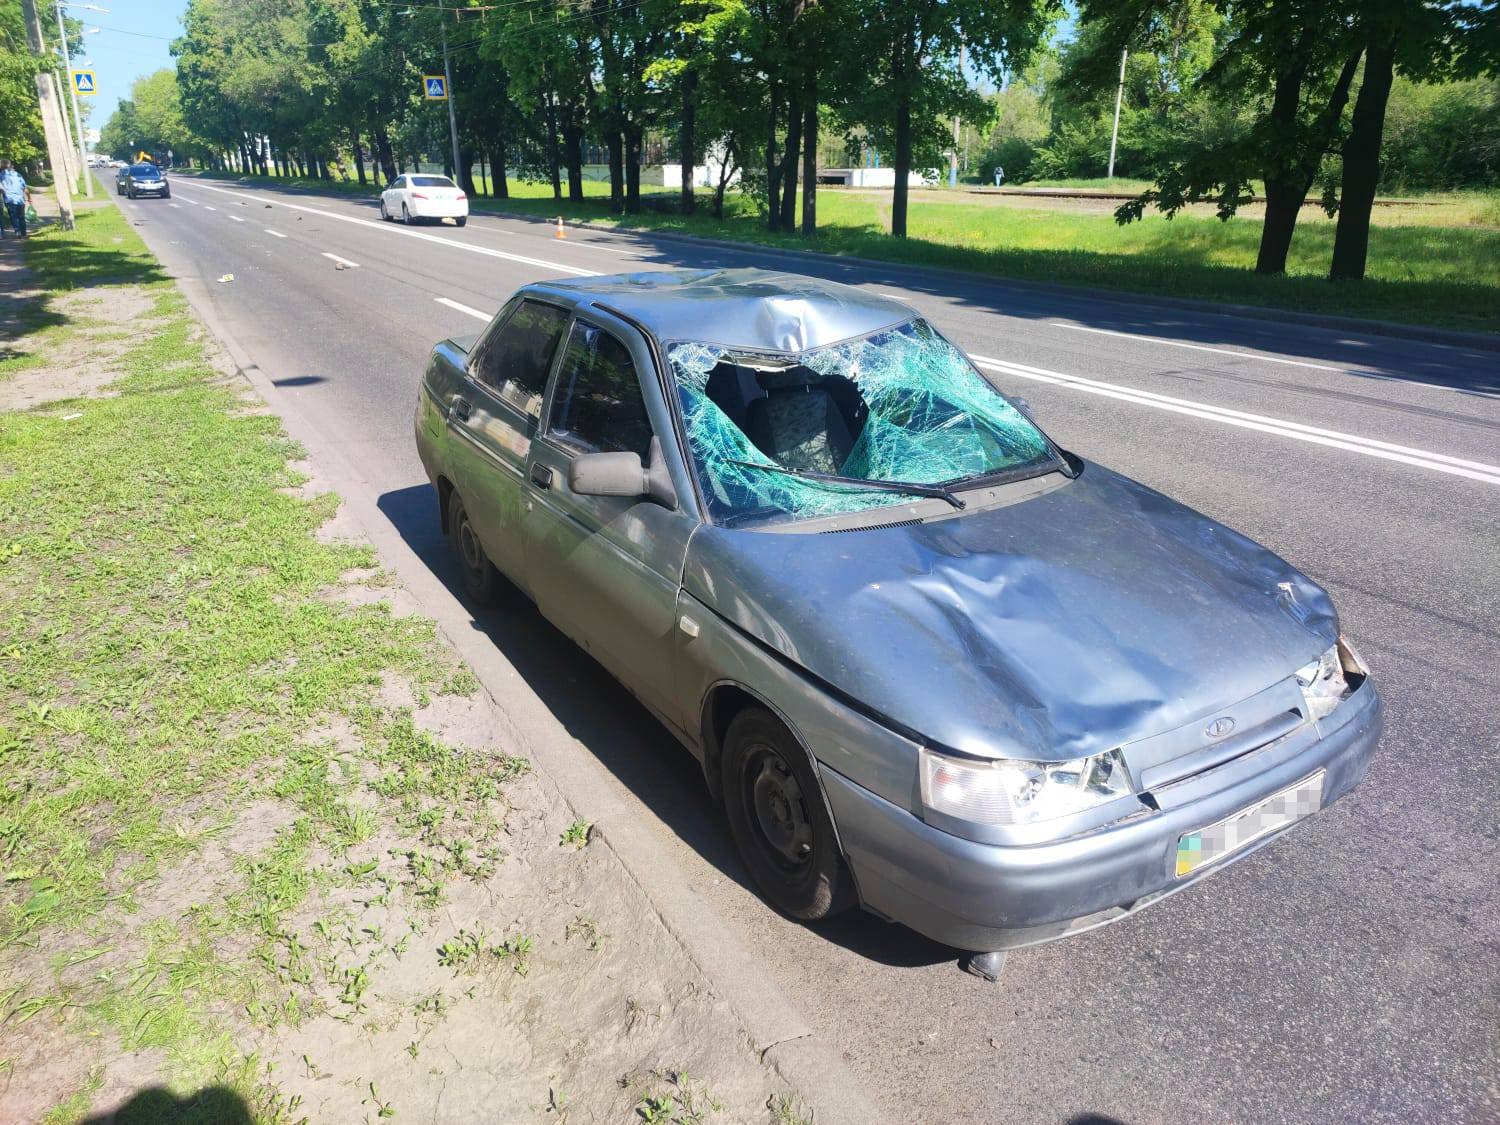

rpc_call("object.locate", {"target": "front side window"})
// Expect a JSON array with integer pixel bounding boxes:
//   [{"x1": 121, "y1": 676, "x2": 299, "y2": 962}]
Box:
[
  {"x1": 668, "y1": 319, "x2": 1057, "y2": 526},
  {"x1": 548, "y1": 321, "x2": 653, "y2": 460},
  {"x1": 471, "y1": 299, "x2": 570, "y2": 417}
]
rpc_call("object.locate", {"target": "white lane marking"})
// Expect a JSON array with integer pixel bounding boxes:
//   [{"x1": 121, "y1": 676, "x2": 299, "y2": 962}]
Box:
[
  {"x1": 168, "y1": 203, "x2": 181, "y2": 209},
  {"x1": 203, "y1": 205, "x2": 216, "y2": 211},
  {"x1": 435, "y1": 297, "x2": 492, "y2": 321},
  {"x1": 264, "y1": 229, "x2": 287, "y2": 239},
  {"x1": 1053, "y1": 323, "x2": 1343, "y2": 373},
  {"x1": 189, "y1": 180, "x2": 599, "y2": 277},
  {"x1": 228, "y1": 214, "x2": 244, "y2": 222},
  {"x1": 877, "y1": 291, "x2": 913, "y2": 301},
  {"x1": 322, "y1": 252, "x2": 360, "y2": 268},
  {"x1": 971, "y1": 354, "x2": 1500, "y2": 486}
]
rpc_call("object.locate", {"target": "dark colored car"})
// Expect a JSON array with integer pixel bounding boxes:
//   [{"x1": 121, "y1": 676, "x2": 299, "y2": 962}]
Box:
[
  {"x1": 117, "y1": 162, "x2": 169, "y2": 200},
  {"x1": 413, "y1": 269, "x2": 1382, "y2": 980}
]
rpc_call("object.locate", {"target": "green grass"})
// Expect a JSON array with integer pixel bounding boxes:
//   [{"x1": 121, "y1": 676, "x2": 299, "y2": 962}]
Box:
[{"x1": 0, "y1": 204, "x2": 529, "y2": 1121}]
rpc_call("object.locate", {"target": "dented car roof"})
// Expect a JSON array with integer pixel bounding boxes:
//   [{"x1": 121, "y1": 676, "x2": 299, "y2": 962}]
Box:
[{"x1": 538, "y1": 269, "x2": 913, "y2": 352}]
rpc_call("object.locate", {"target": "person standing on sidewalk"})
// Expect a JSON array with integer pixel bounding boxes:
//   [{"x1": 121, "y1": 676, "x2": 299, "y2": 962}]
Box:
[{"x1": 1, "y1": 161, "x2": 33, "y2": 238}]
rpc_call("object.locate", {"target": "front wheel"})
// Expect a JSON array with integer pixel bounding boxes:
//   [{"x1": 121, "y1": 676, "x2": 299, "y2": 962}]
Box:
[
  {"x1": 127, "y1": 188, "x2": 135, "y2": 199},
  {"x1": 162, "y1": 187, "x2": 170, "y2": 199},
  {"x1": 445, "y1": 489, "x2": 500, "y2": 605},
  {"x1": 722, "y1": 708, "x2": 853, "y2": 922}
]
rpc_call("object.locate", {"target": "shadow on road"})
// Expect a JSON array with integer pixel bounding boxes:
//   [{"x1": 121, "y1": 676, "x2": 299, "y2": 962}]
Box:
[{"x1": 376, "y1": 482, "x2": 961, "y2": 971}]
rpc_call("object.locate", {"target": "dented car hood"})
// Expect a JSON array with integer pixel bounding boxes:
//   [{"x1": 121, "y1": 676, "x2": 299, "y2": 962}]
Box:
[{"x1": 683, "y1": 463, "x2": 1337, "y2": 762}]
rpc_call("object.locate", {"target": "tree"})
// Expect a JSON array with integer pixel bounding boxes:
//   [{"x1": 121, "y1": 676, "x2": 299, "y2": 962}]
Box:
[
  {"x1": 839, "y1": 0, "x2": 1056, "y2": 237},
  {"x1": 0, "y1": 0, "x2": 45, "y2": 166},
  {"x1": 1329, "y1": 0, "x2": 1494, "y2": 281},
  {"x1": 1105, "y1": 0, "x2": 1364, "y2": 276}
]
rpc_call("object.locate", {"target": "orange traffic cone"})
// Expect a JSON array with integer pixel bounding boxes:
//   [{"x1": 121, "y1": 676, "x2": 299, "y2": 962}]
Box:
[{"x1": 554, "y1": 215, "x2": 566, "y2": 239}]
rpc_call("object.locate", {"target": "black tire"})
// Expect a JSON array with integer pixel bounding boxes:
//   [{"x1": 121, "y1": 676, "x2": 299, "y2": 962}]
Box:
[
  {"x1": 401, "y1": 203, "x2": 412, "y2": 225},
  {"x1": 163, "y1": 187, "x2": 170, "y2": 199},
  {"x1": 127, "y1": 188, "x2": 135, "y2": 199},
  {"x1": 379, "y1": 199, "x2": 388, "y2": 221},
  {"x1": 722, "y1": 708, "x2": 853, "y2": 921},
  {"x1": 455, "y1": 216, "x2": 467, "y2": 227},
  {"x1": 445, "y1": 489, "x2": 500, "y2": 605}
]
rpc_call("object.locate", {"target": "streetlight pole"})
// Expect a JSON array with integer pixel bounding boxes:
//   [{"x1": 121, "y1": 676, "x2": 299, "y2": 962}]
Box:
[
  {"x1": 1107, "y1": 47, "x2": 1127, "y2": 180},
  {"x1": 55, "y1": 0, "x2": 94, "y2": 196},
  {"x1": 20, "y1": 0, "x2": 75, "y2": 229},
  {"x1": 437, "y1": 0, "x2": 461, "y2": 182}
]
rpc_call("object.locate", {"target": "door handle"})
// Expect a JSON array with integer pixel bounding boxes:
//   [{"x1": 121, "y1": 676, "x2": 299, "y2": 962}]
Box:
[
  {"x1": 451, "y1": 396, "x2": 472, "y2": 422},
  {"x1": 529, "y1": 462, "x2": 553, "y2": 489}
]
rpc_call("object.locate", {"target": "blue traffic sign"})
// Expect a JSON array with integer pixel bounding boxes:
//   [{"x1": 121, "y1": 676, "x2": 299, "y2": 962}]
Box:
[
  {"x1": 71, "y1": 70, "x2": 96, "y2": 96},
  {"x1": 423, "y1": 75, "x2": 447, "y2": 100}
]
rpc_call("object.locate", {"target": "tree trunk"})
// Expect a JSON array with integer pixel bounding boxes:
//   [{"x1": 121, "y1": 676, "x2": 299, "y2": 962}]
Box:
[
  {"x1": 679, "y1": 67, "x2": 698, "y2": 215},
  {"x1": 801, "y1": 83, "x2": 817, "y2": 236},
  {"x1": 458, "y1": 144, "x2": 478, "y2": 195},
  {"x1": 1256, "y1": 182, "x2": 1303, "y2": 275},
  {"x1": 779, "y1": 90, "x2": 801, "y2": 231},
  {"x1": 892, "y1": 91, "x2": 912, "y2": 238},
  {"x1": 374, "y1": 127, "x2": 396, "y2": 182},
  {"x1": 765, "y1": 86, "x2": 780, "y2": 231},
  {"x1": 713, "y1": 139, "x2": 736, "y2": 218},
  {"x1": 352, "y1": 131, "x2": 367, "y2": 186},
  {"x1": 607, "y1": 123, "x2": 625, "y2": 213},
  {"x1": 1331, "y1": 35, "x2": 1396, "y2": 282},
  {"x1": 625, "y1": 123, "x2": 643, "y2": 213},
  {"x1": 562, "y1": 109, "x2": 584, "y2": 202},
  {"x1": 544, "y1": 89, "x2": 562, "y2": 201}
]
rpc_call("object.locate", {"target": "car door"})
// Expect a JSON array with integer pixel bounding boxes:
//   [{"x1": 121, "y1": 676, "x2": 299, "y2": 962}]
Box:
[
  {"x1": 383, "y1": 176, "x2": 403, "y2": 213},
  {"x1": 523, "y1": 312, "x2": 698, "y2": 732},
  {"x1": 445, "y1": 297, "x2": 571, "y2": 594}
]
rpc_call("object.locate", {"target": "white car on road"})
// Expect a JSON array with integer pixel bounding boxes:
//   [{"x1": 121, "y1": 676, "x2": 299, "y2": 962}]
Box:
[{"x1": 379, "y1": 174, "x2": 468, "y2": 226}]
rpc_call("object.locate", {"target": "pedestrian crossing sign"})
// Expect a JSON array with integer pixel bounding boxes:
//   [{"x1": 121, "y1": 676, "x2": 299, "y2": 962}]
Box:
[
  {"x1": 423, "y1": 75, "x2": 447, "y2": 100},
  {"x1": 71, "y1": 70, "x2": 96, "y2": 96}
]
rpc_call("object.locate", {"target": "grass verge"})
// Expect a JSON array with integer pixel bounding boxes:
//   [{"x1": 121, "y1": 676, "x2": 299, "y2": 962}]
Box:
[{"x1": 0, "y1": 203, "x2": 515, "y2": 1121}]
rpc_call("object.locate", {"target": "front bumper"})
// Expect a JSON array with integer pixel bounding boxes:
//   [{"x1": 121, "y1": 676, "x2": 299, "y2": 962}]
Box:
[
  {"x1": 824, "y1": 680, "x2": 1382, "y2": 953},
  {"x1": 130, "y1": 182, "x2": 167, "y2": 194}
]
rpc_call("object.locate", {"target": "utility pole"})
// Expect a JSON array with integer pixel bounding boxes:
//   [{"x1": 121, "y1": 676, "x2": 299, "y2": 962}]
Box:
[
  {"x1": 20, "y1": 0, "x2": 75, "y2": 229},
  {"x1": 54, "y1": 0, "x2": 93, "y2": 196},
  {"x1": 1107, "y1": 47, "x2": 1127, "y2": 180},
  {"x1": 437, "y1": 0, "x2": 461, "y2": 181},
  {"x1": 949, "y1": 43, "x2": 966, "y2": 189}
]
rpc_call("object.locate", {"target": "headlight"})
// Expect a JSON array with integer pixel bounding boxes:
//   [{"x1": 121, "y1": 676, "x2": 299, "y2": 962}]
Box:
[
  {"x1": 1295, "y1": 641, "x2": 1353, "y2": 720},
  {"x1": 919, "y1": 746, "x2": 1134, "y2": 827}
]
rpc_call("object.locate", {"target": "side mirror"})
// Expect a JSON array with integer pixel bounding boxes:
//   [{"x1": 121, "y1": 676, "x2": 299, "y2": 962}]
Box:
[{"x1": 567, "y1": 436, "x2": 677, "y2": 509}]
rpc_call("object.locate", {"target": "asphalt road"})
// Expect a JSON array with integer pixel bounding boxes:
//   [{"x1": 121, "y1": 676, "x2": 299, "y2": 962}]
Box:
[{"x1": 113, "y1": 173, "x2": 1499, "y2": 1123}]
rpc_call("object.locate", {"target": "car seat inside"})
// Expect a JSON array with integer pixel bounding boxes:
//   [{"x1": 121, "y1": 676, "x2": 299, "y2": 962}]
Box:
[{"x1": 703, "y1": 358, "x2": 867, "y2": 475}]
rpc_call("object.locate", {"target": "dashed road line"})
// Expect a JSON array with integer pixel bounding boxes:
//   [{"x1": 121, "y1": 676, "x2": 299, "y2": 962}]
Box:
[
  {"x1": 264, "y1": 229, "x2": 287, "y2": 239},
  {"x1": 321, "y1": 252, "x2": 360, "y2": 268},
  {"x1": 189, "y1": 180, "x2": 598, "y2": 277},
  {"x1": 228, "y1": 214, "x2": 244, "y2": 222},
  {"x1": 435, "y1": 297, "x2": 492, "y2": 321}
]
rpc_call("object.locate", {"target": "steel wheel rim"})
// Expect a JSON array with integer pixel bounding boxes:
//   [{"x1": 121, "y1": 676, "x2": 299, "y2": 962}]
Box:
[
  {"x1": 457, "y1": 516, "x2": 484, "y2": 576},
  {"x1": 744, "y1": 743, "x2": 814, "y2": 874}
]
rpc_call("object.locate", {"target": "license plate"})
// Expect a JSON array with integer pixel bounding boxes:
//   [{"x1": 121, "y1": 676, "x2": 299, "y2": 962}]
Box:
[{"x1": 1175, "y1": 771, "x2": 1324, "y2": 877}]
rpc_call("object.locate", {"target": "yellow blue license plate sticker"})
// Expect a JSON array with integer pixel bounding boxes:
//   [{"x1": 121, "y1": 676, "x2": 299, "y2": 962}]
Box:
[{"x1": 1175, "y1": 771, "x2": 1324, "y2": 878}]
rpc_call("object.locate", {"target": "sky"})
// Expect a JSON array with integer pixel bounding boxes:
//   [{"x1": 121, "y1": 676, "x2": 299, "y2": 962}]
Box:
[{"x1": 61, "y1": 0, "x2": 184, "y2": 138}]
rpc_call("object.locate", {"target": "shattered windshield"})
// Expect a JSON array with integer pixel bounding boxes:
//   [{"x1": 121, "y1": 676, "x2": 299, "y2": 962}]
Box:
[{"x1": 668, "y1": 319, "x2": 1057, "y2": 527}]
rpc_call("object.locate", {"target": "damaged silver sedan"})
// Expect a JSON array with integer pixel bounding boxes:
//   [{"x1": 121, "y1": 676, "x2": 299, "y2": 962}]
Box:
[{"x1": 414, "y1": 269, "x2": 1382, "y2": 979}]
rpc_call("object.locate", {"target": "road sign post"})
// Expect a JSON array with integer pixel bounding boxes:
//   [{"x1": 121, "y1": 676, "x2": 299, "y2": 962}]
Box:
[
  {"x1": 20, "y1": 0, "x2": 74, "y2": 227},
  {"x1": 55, "y1": 0, "x2": 92, "y2": 196}
]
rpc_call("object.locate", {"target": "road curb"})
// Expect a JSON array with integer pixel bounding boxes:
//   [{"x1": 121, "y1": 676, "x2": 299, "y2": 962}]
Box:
[{"x1": 121, "y1": 187, "x2": 878, "y2": 1125}]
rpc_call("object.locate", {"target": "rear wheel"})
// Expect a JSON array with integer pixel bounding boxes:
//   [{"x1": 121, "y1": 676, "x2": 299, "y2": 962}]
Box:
[
  {"x1": 401, "y1": 203, "x2": 412, "y2": 225},
  {"x1": 455, "y1": 216, "x2": 467, "y2": 227},
  {"x1": 722, "y1": 708, "x2": 853, "y2": 921},
  {"x1": 379, "y1": 199, "x2": 388, "y2": 221},
  {"x1": 445, "y1": 489, "x2": 500, "y2": 605}
]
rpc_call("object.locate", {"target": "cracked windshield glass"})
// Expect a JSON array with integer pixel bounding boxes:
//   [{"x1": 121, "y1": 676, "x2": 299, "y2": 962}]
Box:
[{"x1": 669, "y1": 319, "x2": 1055, "y2": 525}]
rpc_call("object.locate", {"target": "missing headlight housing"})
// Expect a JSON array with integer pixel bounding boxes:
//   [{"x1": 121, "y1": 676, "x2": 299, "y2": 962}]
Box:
[
  {"x1": 919, "y1": 747, "x2": 1134, "y2": 827},
  {"x1": 1296, "y1": 638, "x2": 1362, "y2": 720}
]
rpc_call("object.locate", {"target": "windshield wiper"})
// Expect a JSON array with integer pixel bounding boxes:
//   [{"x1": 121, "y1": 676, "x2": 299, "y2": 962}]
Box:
[{"x1": 726, "y1": 460, "x2": 966, "y2": 510}]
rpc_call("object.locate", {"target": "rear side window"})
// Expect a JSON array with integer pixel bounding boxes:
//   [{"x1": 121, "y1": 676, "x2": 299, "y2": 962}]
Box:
[
  {"x1": 548, "y1": 321, "x2": 653, "y2": 459},
  {"x1": 472, "y1": 299, "x2": 569, "y2": 417}
]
